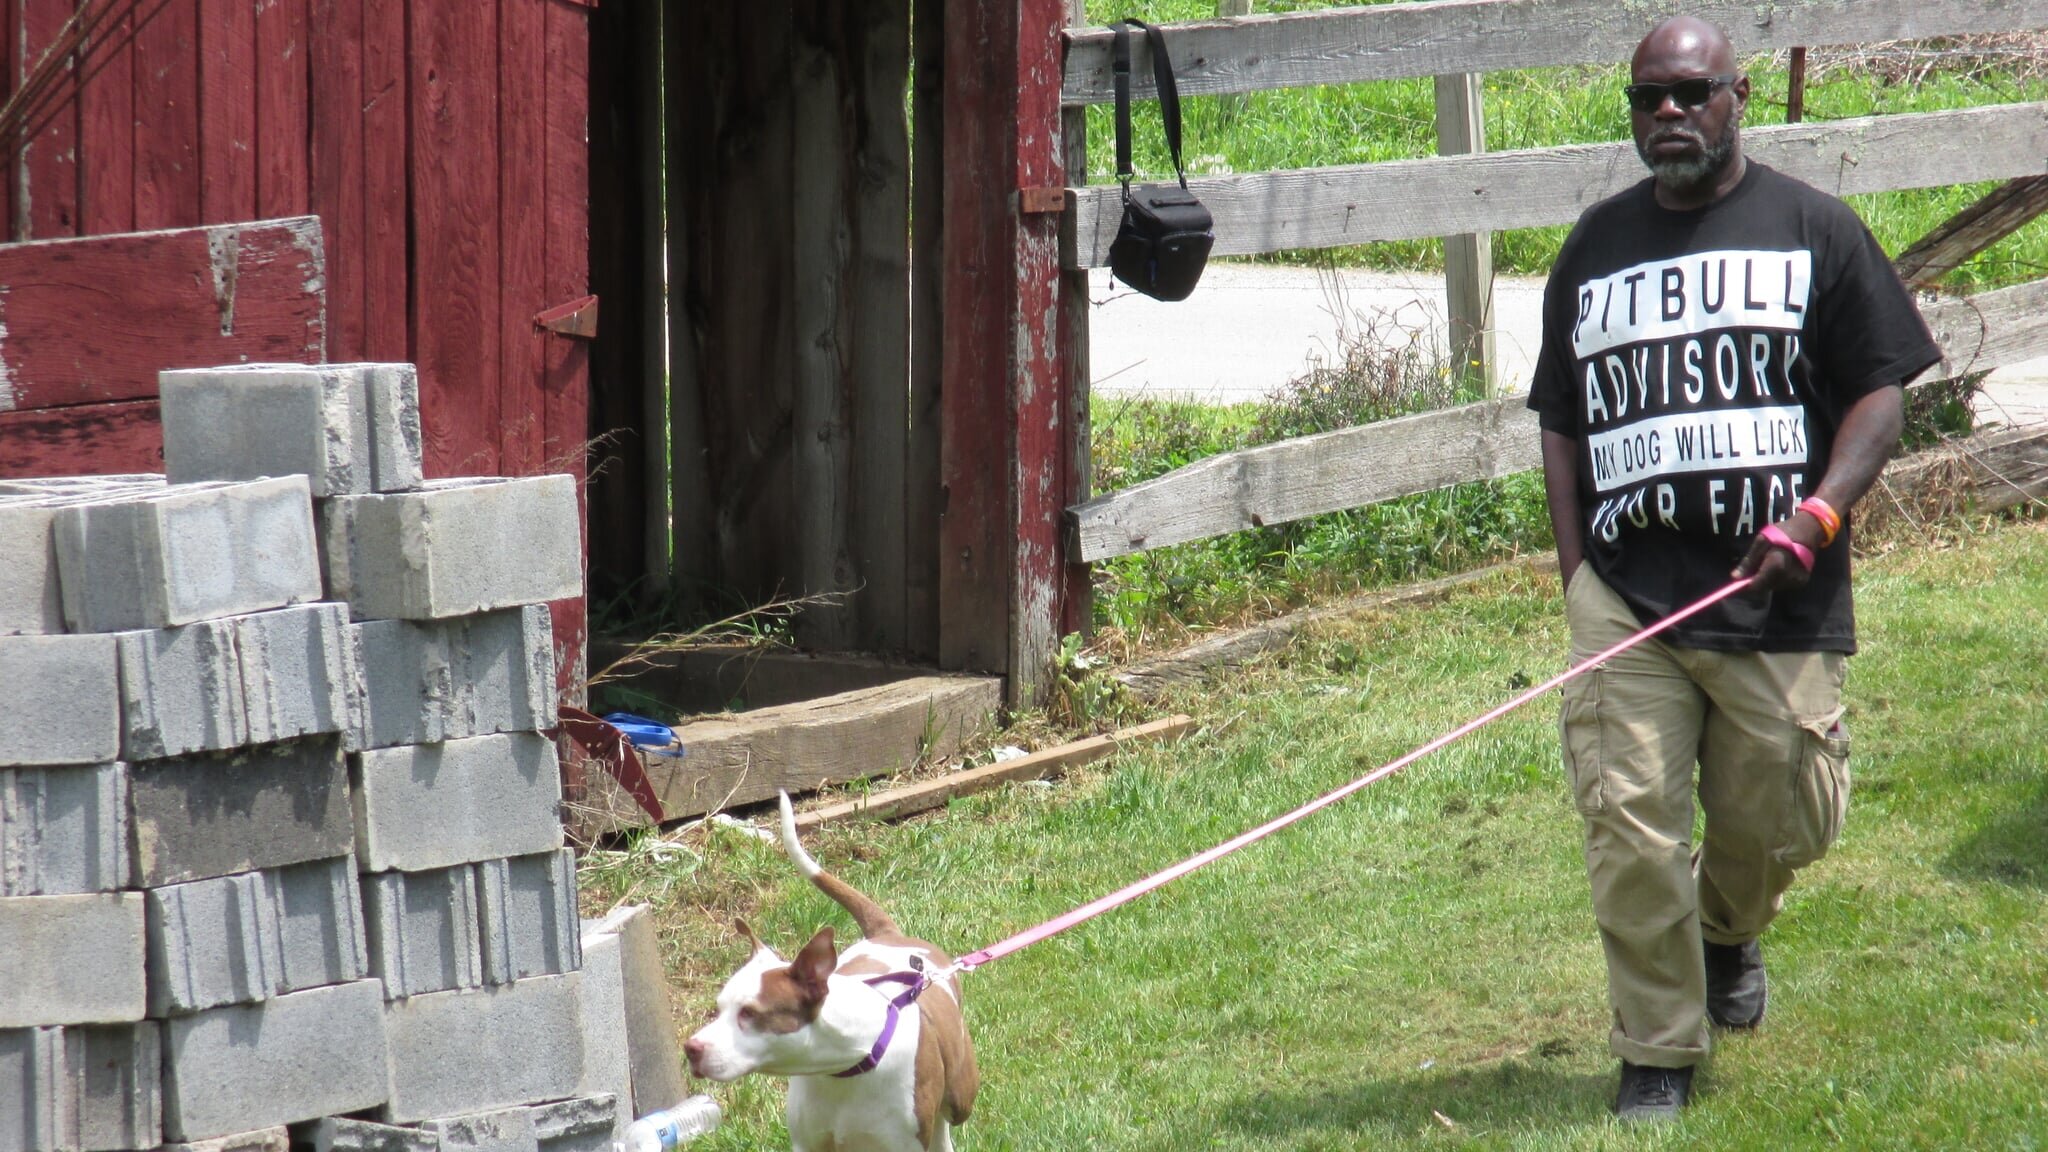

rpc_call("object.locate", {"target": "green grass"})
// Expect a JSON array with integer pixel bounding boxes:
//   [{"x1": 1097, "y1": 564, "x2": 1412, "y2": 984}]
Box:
[
  {"x1": 1084, "y1": 1, "x2": 2048, "y2": 289},
  {"x1": 582, "y1": 514, "x2": 2048, "y2": 1149}
]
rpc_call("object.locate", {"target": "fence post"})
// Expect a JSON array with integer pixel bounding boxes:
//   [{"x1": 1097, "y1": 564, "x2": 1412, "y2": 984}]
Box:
[
  {"x1": 1434, "y1": 72, "x2": 1497, "y2": 398},
  {"x1": 1061, "y1": 0, "x2": 1093, "y2": 638}
]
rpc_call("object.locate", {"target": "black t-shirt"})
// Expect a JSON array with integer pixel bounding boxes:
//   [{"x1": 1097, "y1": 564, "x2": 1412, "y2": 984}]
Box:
[{"x1": 1528, "y1": 162, "x2": 1941, "y2": 652}]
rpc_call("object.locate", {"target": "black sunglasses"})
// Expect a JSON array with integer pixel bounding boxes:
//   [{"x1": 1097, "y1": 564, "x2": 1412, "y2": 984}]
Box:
[{"x1": 1624, "y1": 74, "x2": 1739, "y2": 114}]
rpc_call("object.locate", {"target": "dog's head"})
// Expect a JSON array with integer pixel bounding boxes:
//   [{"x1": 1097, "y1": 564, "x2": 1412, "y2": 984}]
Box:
[{"x1": 684, "y1": 920, "x2": 858, "y2": 1081}]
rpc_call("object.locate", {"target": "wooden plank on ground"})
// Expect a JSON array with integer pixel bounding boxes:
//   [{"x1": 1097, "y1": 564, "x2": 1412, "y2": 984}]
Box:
[
  {"x1": 1067, "y1": 102, "x2": 2048, "y2": 267},
  {"x1": 1061, "y1": 0, "x2": 2048, "y2": 105},
  {"x1": 0, "y1": 217, "x2": 327, "y2": 413},
  {"x1": 1071, "y1": 278, "x2": 2048, "y2": 561},
  {"x1": 635, "y1": 674, "x2": 1003, "y2": 825},
  {"x1": 0, "y1": 398, "x2": 163, "y2": 478},
  {"x1": 793, "y1": 715, "x2": 1197, "y2": 830},
  {"x1": 1112, "y1": 558, "x2": 1558, "y2": 699},
  {"x1": 1894, "y1": 175, "x2": 2048, "y2": 289}
]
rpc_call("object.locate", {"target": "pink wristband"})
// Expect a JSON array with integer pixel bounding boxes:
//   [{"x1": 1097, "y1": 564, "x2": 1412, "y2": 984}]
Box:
[{"x1": 1759, "y1": 522, "x2": 1815, "y2": 573}]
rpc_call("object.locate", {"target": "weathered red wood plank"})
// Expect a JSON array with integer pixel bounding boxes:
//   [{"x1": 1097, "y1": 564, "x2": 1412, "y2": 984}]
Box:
[
  {"x1": 199, "y1": 0, "x2": 257, "y2": 223},
  {"x1": 939, "y1": 0, "x2": 1014, "y2": 678},
  {"x1": 255, "y1": 0, "x2": 309, "y2": 217},
  {"x1": 0, "y1": 398, "x2": 162, "y2": 478},
  {"x1": 410, "y1": 0, "x2": 501, "y2": 476},
  {"x1": 545, "y1": 0, "x2": 592, "y2": 699},
  {"x1": 938, "y1": 0, "x2": 1072, "y2": 699},
  {"x1": 77, "y1": 0, "x2": 134, "y2": 234},
  {"x1": 309, "y1": 0, "x2": 365, "y2": 359},
  {"x1": 499, "y1": 0, "x2": 547, "y2": 476},
  {"x1": 134, "y1": 0, "x2": 200, "y2": 229},
  {"x1": 361, "y1": 0, "x2": 406, "y2": 361},
  {"x1": 0, "y1": 0, "x2": 14, "y2": 240},
  {"x1": 0, "y1": 217, "x2": 327, "y2": 412},
  {"x1": 1012, "y1": 0, "x2": 1068, "y2": 701},
  {"x1": 19, "y1": 0, "x2": 81, "y2": 238}
]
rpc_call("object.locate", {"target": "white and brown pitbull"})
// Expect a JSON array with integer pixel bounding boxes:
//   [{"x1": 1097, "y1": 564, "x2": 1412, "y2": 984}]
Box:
[{"x1": 684, "y1": 792, "x2": 979, "y2": 1151}]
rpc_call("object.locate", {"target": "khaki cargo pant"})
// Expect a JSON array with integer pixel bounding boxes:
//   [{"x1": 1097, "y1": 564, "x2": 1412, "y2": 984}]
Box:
[{"x1": 1561, "y1": 568, "x2": 1851, "y2": 1068}]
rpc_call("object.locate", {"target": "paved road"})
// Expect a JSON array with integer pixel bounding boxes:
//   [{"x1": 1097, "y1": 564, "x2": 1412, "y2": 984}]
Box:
[{"x1": 1087, "y1": 264, "x2": 2048, "y2": 429}]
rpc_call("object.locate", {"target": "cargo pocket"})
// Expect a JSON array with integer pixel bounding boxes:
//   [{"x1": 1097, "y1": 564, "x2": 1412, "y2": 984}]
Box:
[
  {"x1": 1559, "y1": 673, "x2": 1607, "y2": 816},
  {"x1": 1773, "y1": 709, "x2": 1851, "y2": 869}
]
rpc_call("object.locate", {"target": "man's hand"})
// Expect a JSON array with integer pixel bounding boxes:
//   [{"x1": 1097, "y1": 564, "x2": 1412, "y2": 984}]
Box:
[{"x1": 1732, "y1": 510, "x2": 1825, "y2": 594}]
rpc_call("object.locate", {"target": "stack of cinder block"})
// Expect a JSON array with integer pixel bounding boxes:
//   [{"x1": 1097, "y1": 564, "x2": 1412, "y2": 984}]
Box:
[{"x1": 0, "y1": 363, "x2": 628, "y2": 1152}]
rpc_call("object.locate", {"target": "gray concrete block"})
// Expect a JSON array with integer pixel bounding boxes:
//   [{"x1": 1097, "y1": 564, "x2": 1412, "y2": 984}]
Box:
[
  {"x1": 0, "y1": 1022, "x2": 161, "y2": 1152},
  {"x1": 160, "y1": 366, "x2": 372, "y2": 498},
  {"x1": 602, "y1": 905, "x2": 685, "y2": 1118},
  {"x1": 0, "y1": 894, "x2": 146, "y2": 1027},
  {"x1": 530, "y1": 1097, "x2": 617, "y2": 1152},
  {"x1": 350, "y1": 734, "x2": 562, "y2": 873},
  {"x1": 347, "y1": 607, "x2": 555, "y2": 752},
  {"x1": 377, "y1": 973, "x2": 585, "y2": 1123},
  {"x1": 320, "y1": 363, "x2": 424, "y2": 493},
  {"x1": 55, "y1": 478, "x2": 324, "y2": 632},
  {"x1": 362, "y1": 864, "x2": 483, "y2": 1000},
  {"x1": 236, "y1": 604, "x2": 352, "y2": 746},
  {"x1": 320, "y1": 477, "x2": 581, "y2": 621},
  {"x1": 116, "y1": 620, "x2": 248, "y2": 761},
  {"x1": 0, "y1": 764, "x2": 129, "y2": 897},
  {"x1": 130, "y1": 737, "x2": 353, "y2": 888},
  {"x1": 146, "y1": 856, "x2": 369, "y2": 1016},
  {"x1": 573, "y1": 923, "x2": 632, "y2": 1133},
  {"x1": 292, "y1": 1118, "x2": 437, "y2": 1152},
  {"x1": 0, "y1": 504, "x2": 63, "y2": 637},
  {"x1": 0, "y1": 484, "x2": 170, "y2": 636},
  {"x1": 420, "y1": 1108, "x2": 535, "y2": 1152},
  {"x1": 161, "y1": 1125, "x2": 290, "y2": 1152},
  {"x1": 162, "y1": 979, "x2": 389, "y2": 1142},
  {"x1": 0, "y1": 635, "x2": 120, "y2": 767},
  {"x1": 476, "y1": 849, "x2": 579, "y2": 985}
]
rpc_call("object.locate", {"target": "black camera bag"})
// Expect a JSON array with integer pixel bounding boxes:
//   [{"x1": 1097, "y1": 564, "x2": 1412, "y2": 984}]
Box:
[{"x1": 1107, "y1": 19, "x2": 1214, "y2": 302}]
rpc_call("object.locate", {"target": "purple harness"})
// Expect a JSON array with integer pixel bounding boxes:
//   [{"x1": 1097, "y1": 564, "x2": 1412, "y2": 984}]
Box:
[{"x1": 833, "y1": 967, "x2": 933, "y2": 1078}]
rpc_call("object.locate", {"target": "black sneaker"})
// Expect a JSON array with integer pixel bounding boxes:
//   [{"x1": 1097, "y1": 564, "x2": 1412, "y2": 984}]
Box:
[
  {"x1": 1615, "y1": 1060, "x2": 1694, "y2": 1121},
  {"x1": 1705, "y1": 938, "x2": 1768, "y2": 1029}
]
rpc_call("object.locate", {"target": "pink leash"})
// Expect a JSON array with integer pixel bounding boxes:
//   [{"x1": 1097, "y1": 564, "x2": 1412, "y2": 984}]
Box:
[{"x1": 951, "y1": 575, "x2": 1757, "y2": 973}]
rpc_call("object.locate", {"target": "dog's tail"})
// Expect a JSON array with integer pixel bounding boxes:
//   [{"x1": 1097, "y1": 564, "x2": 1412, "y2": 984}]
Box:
[{"x1": 778, "y1": 791, "x2": 900, "y2": 939}]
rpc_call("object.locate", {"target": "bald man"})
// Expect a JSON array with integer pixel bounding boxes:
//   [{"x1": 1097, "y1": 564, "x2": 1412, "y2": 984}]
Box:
[{"x1": 1526, "y1": 17, "x2": 1940, "y2": 1120}]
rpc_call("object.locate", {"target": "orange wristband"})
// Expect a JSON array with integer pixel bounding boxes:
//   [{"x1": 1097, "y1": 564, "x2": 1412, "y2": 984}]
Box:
[{"x1": 1798, "y1": 497, "x2": 1841, "y2": 547}]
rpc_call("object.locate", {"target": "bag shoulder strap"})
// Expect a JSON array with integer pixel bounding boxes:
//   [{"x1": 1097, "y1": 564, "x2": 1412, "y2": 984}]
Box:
[{"x1": 1111, "y1": 19, "x2": 1192, "y2": 193}]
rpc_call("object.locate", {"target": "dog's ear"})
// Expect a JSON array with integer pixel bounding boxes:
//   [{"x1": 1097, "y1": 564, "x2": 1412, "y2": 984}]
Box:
[{"x1": 790, "y1": 927, "x2": 837, "y2": 999}]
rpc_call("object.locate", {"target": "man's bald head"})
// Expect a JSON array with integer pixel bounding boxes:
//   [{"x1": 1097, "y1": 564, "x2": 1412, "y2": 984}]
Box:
[{"x1": 1633, "y1": 16, "x2": 1738, "y2": 81}]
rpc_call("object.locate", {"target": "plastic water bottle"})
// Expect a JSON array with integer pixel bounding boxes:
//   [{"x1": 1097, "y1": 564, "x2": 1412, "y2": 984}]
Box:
[{"x1": 618, "y1": 1097, "x2": 723, "y2": 1152}]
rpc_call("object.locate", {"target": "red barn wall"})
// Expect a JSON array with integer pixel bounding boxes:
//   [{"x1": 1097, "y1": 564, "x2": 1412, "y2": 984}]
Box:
[{"x1": 1, "y1": 0, "x2": 593, "y2": 689}]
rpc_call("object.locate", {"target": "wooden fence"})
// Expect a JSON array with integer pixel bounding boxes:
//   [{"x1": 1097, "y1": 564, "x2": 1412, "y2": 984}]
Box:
[{"x1": 1058, "y1": 0, "x2": 2048, "y2": 564}]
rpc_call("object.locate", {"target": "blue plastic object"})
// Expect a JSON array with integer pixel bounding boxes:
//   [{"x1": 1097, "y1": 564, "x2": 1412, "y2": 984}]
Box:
[{"x1": 601, "y1": 712, "x2": 684, "y2": 758}]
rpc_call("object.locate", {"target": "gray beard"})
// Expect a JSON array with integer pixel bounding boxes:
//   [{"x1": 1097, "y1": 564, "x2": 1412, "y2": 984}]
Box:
[{"x1": 1637, "y1": 124, "x2": 1736, "y2": 194}]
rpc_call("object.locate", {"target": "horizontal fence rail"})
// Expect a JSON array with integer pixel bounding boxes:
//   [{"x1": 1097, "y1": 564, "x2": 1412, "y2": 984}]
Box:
[
  {"x1": 1068, "y1": 280, "x2": 2048, "y2": 562},
  {"x1": 1062, "y1": 0, "x2": 2048, "y2": 105},
  {"x1": 1066, "y1": 101, "x2": 2048, "y2": 268}
]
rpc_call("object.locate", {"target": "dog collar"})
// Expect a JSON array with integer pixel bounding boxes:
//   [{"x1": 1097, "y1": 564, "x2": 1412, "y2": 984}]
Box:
[{"x1": 833, "y1": 969, "x2": 931, "y2": 1078}]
